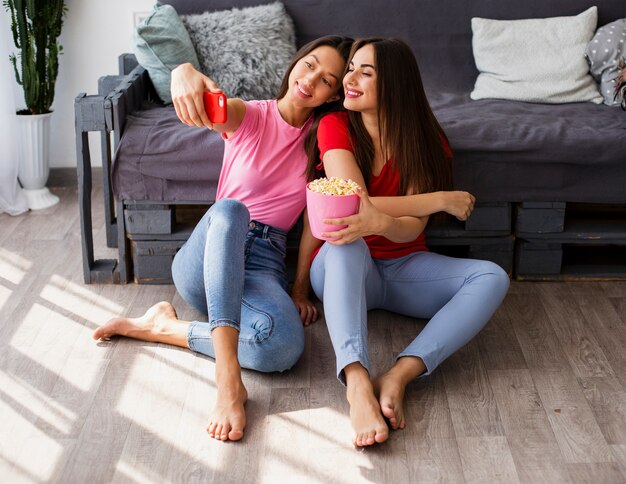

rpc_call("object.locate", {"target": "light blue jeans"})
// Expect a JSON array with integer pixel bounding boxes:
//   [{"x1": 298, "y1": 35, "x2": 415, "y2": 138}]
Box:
[
  {"x1": 171, "y1": 198, "x2": 304, "y2": 372},
  {"x1": 310, "y1": 238, "x2": 510, "y2": 383}
]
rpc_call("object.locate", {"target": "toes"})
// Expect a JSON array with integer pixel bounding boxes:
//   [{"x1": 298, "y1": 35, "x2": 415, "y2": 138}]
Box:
[
  {"x1": 354, "y1": 432, "x2": 363, "y2": 447},
  {"x1": 229, "y1": 428, "x2": 244, "y2": 441},
  {"x1": 380, "y1": 402, "x2": 395, "y2": 420},
  {"x1": 207, "y1": 421, "x2": 218, "y2": 438},
  {"x1": 357, "y1": 433, "x2": 366, "y2": 447},
  {"x1": 214, "y1": 424, "x2": 224, "y2": 440},
  {"x1": 375, "y1": 426, "x2": 389, "y2": 443},
  {"x1": 219, "y1": 422, "x2": 231, "y2": 441},
  {"x1": 354, "y1": 430, "x2": 379, "y2": 447}
]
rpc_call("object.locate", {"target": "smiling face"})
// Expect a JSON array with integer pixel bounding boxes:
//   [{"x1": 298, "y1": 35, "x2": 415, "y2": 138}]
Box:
[
  {"x1": 285, "y1": 45, "x2": 346, "y2": 109},
  {"x1": 343, "y1": 44, "x2": 378, "y2": 114}
]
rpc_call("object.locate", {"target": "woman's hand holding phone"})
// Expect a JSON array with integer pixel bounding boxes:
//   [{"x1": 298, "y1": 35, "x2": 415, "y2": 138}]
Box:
[
  {"x1": 203, "y1": 92, "x2": 228, "y2": 125},
  {"x1": 171, "y1": 63, "x2": 222, "y2": 129}
]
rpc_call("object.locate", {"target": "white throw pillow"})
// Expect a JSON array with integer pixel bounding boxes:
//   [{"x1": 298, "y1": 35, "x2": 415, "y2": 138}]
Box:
[{"x1": 471, "y1": 7, "x2": 603, "y2": 104}]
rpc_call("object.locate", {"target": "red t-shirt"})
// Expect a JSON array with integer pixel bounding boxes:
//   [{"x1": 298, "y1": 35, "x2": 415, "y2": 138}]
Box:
[{"x1": 316, "y1": 111, "x2": 451, "y2": 260}]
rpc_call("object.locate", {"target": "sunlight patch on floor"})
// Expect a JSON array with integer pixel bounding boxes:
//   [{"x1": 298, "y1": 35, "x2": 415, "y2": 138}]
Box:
[
  {"x1": 0, "y1": 452, "x2": 49, "y2": 484},
  {"x1": 12, "y1": 434, "x2": 66, "y2": 483},
  {"x1": 115, "y1": 353, "x2": 193, "y2": 435},
  {"x1": 0, "y1": 248, "x2": 31, "y2": 285},
  {"x1": 40, "y1": 274, "x2": 123, "y2": 324},
  {"x1": 8, "y1": 304, "x2": 101, "y2": 394},
  {"x1": 0, "y1": 284, "x2": 11, "y2": 314},
  {"x1": 9, "y1": 303, "x2": 54, "y2": 348},
  {"x1": 0, "y1": 384, "x2": 66, "y2": 482},
  {"x1": 142, "y1": 345, "x2": 217, "y2": 388},
  {"x1": 307, "y1": 406, "x2": 353, "y2": 449},
  {"x1": 2, "y1": 361, "x2": 77, "y2": 433},
  {"x1": 125, "y1": 371, "x2": 203, "y2": 413},
  {"x1": 260, "y1": 442, "x2": 362, "y2": 484},
  {"x1": 115, "y1": 457, "x2": 179, "y2": 484}
]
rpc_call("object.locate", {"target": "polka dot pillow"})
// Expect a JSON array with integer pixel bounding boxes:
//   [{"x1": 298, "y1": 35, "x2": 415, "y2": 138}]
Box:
[{"x1": 586, "y1": 18, "x2": 626, "y2": 106}]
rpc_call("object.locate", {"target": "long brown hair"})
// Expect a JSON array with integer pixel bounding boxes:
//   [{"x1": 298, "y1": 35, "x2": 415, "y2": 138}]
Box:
[
  {"x1": 307, "y1": 37, "x2": 452, "y2": 194},
  {"x1": 274, "y1": 36, "x2": 354, "y2": 178}
]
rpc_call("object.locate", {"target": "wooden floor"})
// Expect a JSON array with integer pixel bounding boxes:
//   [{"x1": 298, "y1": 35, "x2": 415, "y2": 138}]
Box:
[{"x1": 1, "y1": 185, "x2": 626, "y2": 484}]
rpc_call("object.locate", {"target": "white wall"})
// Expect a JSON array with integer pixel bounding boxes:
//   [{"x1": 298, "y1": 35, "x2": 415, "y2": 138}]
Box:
[{"x1": 2, "y1": 0, "x2": 155, "y2": 168}]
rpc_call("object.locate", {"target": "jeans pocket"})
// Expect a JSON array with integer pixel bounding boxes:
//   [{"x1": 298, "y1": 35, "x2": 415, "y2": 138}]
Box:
[{"x1": 266, "y1": 237, "x2": 287, "y2": 259}]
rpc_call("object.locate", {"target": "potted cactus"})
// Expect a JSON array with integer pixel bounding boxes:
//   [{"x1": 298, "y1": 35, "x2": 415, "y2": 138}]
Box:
[{"x1": 4, "y1": 0, "x2": 67, "y2": 209}]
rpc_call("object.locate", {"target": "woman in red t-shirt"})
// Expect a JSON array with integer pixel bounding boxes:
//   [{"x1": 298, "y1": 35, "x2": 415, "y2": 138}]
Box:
[{"x1": 298, "y1": 38, "x2": 510, "y2": 447}]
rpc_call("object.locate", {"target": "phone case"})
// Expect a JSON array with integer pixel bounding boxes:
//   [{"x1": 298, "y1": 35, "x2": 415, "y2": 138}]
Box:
[{"x1": 203, "y1": 92, "x2": 228, "y2": 124}]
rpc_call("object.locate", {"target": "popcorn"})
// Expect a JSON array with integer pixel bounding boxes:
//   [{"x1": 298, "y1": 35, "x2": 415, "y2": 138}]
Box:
[{"x1": 307, "y1": 177, "x2": 359, "y2": 196}]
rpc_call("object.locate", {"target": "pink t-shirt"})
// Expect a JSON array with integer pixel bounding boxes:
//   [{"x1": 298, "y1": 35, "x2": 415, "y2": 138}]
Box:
[{"x1": 216, "y1": 100, "x2": 312, "y2": 231}]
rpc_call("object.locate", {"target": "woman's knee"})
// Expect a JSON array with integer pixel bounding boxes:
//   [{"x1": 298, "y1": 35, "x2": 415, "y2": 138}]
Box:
[
  {"x1": 324, "y1": 238, "x2": 369, "y2": 267},
  {"x1": 246, "y1": 320, "x2": 305, "y2": 373},
  {"x1": 210, "y1": 198, "x2": 249, "y2": 225},
  {"x1": 471, "y1": 260, "x2": 510, "y2": 298}
]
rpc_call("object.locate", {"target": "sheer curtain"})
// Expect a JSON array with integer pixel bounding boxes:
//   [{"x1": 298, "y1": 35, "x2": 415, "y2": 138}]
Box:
[{"x1": 0, "y1": 12, "x2": 28, "y2": 216}]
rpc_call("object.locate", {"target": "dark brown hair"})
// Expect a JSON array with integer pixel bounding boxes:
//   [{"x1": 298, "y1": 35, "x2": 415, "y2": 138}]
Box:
[
  {"x1": 307, "y1": 37, "x2": 453, "y2": 195},
  {"x1": 274, "y1": 36, "x2": 354, "y2": 178}
]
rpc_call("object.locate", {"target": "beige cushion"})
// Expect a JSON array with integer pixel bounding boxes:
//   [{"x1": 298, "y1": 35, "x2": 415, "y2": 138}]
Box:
[{"x1": 471, "y1": 7, "x2": 602, "y2": 104}]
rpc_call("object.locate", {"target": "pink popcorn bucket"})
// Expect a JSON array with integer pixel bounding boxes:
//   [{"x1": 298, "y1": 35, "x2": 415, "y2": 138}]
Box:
[{"x1": 306, "y1": 183, "x2": 360, "y2": 241}]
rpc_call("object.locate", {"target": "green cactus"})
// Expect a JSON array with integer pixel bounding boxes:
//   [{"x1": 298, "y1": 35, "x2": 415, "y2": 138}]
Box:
[{"x1": 4, "y1": 0, "x2": 67, "y2": 115}]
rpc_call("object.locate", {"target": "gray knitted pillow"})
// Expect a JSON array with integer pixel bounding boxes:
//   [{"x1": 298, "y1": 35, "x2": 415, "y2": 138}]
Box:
[
  {"x1": 180, "y1": 2, "x2": 296, "y2": 100},
  {"x1": 585, "y1": 18, "x2": 626, "y2": 106}
]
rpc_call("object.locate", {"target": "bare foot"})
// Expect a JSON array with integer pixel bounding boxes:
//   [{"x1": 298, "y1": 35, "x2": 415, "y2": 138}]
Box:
[
  {"x1": 92, "y1": 301, "x2": 179, "y2": 342},
  {"x1": 373, "y1": 371, "x2": 407, "y2": 430},
  {"x1": 347, "y1": 381, "x2": 389, "y2": 447},
  {"x1": 207, "y1": 368, "x2": 248, "y2": 442}
]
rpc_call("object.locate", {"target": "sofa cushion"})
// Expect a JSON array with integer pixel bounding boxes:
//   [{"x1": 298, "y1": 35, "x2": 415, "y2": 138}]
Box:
[
  {"x1": 133, "y1": 3, "x2": 201, "y2": 104},
  {"x1": 180, "y1": 2, "x2": 296, "y2": 100},
  {"x1": 112, "y1": 97, "x2": 626, "y2": 204},
  {"x1": 471, "y1": 7, "x2": 602, "y2": 104},
  {"x1": 112, "y1": 104, "x2": 224, "y2": 202},
  {"x1": 586, "y1": 18, "x2": 626, "y2": 106},
  {"x1": 432, "y1": 92, "x2": 626, "y2": 202}
]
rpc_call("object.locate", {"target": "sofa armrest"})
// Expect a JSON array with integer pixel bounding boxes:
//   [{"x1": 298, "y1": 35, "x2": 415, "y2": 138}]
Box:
[
  {"x1": 74, "y1": 58, "x2": 159, "y2": 284},
  {"x1": 119, "y1": 53, "x2": 139, "y2": 75}
]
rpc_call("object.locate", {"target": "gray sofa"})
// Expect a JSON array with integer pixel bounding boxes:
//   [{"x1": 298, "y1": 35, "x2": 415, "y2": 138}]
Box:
[{"x1": 75, "y1": 0, "x2": 626, "y2": 284}]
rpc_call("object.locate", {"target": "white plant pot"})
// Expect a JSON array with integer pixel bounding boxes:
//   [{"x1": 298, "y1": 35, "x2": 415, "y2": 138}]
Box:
[{"x1": 16, "y1": 112, "x2": 59, "y2": 210}]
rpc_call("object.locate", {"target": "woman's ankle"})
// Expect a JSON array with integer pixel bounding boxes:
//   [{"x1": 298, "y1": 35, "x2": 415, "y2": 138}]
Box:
[
  {"x1": 385, "y1": 356, "x2": 426, "y2": 386},
  {"x1": 344, "y1": 362, "x2": 370, "y2": 385}
]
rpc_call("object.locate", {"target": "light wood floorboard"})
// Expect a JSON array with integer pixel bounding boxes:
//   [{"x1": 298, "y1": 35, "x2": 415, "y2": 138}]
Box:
[{"x1": 1, "y1": 186, "x2": 625, "y2": 483}]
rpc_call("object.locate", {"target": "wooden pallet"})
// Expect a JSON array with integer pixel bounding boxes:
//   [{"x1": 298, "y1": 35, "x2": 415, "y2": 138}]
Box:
[
  {"x1": 428, "y1": 236, "x2": 515, "y2": 275},
  {"x1": 124, "y1": 202, "x2": 514, "y2": 284},
  {"x1": 515, "y1": 203, "x2": 626, "y2": 280}
]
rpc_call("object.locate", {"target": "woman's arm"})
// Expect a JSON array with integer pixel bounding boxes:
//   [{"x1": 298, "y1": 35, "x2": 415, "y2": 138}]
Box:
[
  {"x1": 170, "y1": 63, "x2": 246, "y2": 136},
  {"x1": 291, "y1": 209, "x2": 323, "y2": 326},
  {"x1": 373, "y1": 192, "x2": 475, "y2": 221},
  {"x1": 321, "y1": 187, "x2": 429, "y2": 244},
  {"x1": 322, "y1": 149, "x2": 475, "y2": 220}
]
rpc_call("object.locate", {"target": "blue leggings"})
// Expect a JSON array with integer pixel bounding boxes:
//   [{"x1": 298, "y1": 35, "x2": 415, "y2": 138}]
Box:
[{"x1": 310, "y1": 238, "x2": 510, "y2": 383}]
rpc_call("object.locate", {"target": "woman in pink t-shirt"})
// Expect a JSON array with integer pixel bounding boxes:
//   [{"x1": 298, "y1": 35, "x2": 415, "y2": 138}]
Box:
[
  {"x1": 303, "y1": 38, "x2": 510, "y2": 447},
  {"x1": 93, "y1": 36, "x2": 352, "y2": 442}
]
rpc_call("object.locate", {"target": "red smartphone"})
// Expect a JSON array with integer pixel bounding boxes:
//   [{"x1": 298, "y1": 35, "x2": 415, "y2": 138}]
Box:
[{"x1": 203, "y1": 91, "x2": 228, "y2": 124}]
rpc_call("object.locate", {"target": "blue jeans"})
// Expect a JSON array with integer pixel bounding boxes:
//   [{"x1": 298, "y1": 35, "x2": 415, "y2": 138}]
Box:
[
  {"x1": 310, "y1": 238, "x2": 510, "y2": 383},
  {"x1": 171, "y1": 198, "x2": 304, "y2": 372}
]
